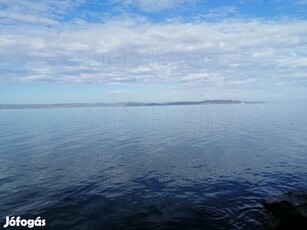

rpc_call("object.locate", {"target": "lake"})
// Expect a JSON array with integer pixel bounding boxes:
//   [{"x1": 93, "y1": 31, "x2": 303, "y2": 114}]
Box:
[{"x1": 0, "y1": 103, "x2": 306, "y2": 229}]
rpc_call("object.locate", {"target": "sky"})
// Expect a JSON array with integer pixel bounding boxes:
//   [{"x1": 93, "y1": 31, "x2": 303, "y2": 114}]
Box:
[{"x1": 0, "y1": 0, "x2": 307, "y2": 104}]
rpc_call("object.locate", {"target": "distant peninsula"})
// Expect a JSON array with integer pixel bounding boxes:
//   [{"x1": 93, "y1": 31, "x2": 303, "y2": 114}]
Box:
[{"x1": 0, "y1": 100, "x2": 265, "y2": 109}]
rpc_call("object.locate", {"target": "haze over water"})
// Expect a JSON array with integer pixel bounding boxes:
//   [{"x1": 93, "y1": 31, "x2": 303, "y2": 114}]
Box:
[{"x1": 1, "y1": 103, "x2": 306, "y2": 229}]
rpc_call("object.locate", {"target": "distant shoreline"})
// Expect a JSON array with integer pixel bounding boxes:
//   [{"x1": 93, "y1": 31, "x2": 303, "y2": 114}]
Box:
[{"x1": 0, "y1": 100, "x2": 265, "y2": 110}]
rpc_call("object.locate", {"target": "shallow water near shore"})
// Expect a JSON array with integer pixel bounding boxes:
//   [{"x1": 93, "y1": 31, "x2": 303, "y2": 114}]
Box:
[{"x1": 0, "y1": 103, "x2": 307, "y2": 229}]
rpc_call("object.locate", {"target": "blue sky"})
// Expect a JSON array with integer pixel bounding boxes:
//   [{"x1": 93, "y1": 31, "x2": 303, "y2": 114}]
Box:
[{"x1": 0, "y1": 0, "x2": 307, "y2": 103}]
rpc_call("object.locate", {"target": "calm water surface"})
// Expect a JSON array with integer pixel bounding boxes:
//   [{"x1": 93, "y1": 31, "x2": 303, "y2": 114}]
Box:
[{"x1": 0, "y1": 103, "x2": 307, "y2": 229}]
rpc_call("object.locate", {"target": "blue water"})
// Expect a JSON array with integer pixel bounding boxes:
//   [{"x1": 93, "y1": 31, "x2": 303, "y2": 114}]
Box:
[{"x1": 0, "y1": 103, "x2": 307, "y2": 229}]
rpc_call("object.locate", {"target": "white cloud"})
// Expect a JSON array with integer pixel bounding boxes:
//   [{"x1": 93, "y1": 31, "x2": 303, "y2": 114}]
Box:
[
  {"x1": 199, "y1": 6, "x2": 239, "y2": 20},
  {"x1": 0, "y1": 0, "x2": 84, "y2": 25},
  {"x1": 0, "y1": 1, "x2": 306, "y2": 92},
  {"x1": 116, "y1": 0, "x2": 193, "y2": 12},
  {"x1": 108, "y1": 90, "x2": 130, "y2": 95}
]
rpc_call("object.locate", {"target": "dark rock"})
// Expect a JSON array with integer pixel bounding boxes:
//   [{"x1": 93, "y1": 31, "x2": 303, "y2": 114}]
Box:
[
  {"x1": 263, "y1": 192, "x2": 307, "y2": 229},
  {"x1": 295, "y1": 203, "x2": 307, "y2": 218},
  {"x1": 264, "y1": 200, "x2": 295, "y2": 218}
]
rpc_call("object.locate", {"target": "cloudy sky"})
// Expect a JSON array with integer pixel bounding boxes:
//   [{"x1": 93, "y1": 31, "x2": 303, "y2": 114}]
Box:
[{"x1": 0, "y1": 0, "x2": 307, "y2": 103}]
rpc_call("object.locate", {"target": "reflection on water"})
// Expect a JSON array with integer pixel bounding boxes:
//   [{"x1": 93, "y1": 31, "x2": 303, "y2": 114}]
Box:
[{"x1": 0, "y1": 103, "x2": 307, "y2": 229}]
